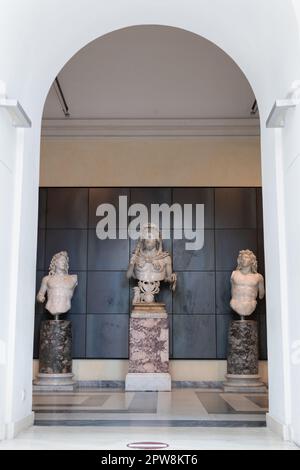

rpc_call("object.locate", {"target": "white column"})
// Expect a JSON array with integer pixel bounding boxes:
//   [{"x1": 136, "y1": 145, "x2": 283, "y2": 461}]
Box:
[
  {"x1": 281, "y1": 102, "x2": 300, "y2": 445},
  {"x1": 261, "y1": 127, "x2": 292, "y2": 440},
  {"x1": 0, "y1": 105, "x2": 18, "y2": 439},
  {"x1": 262, "y1": 93, "x2": 300, "y2": 443},
  {"x1": 0, "y1": 83, "x2": 39, "y2": 439}
]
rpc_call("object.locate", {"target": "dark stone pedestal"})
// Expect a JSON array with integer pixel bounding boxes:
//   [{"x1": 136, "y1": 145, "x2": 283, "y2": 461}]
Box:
[
  {"x1": 223, "y1": 320, "x2": 267, "y2": 393},
  {"x1": 125, "y1": 303, "x2": 171, "y2": 391},
  {"x1": 33, "y1": 320, "x2": 76, "y2": 391}
]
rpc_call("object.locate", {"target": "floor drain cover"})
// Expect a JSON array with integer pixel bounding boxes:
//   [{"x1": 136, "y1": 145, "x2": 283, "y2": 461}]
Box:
[{"x1": 127, "y1": 441, "x2": 169, "y2": 450}]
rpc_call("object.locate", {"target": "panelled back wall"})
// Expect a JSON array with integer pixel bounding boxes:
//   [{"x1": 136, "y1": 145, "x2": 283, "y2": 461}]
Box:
[{"x1": 34, "y1": 187, "x2": 267, "y2": 362}]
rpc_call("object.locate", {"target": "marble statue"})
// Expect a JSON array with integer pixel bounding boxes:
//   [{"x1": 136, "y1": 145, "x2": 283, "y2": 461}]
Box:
[
  {"x1": 230, "y1": 249, "x2": 265, "y2": 319},
  {"x1": 37, "y1": 251, "x2": 78, "y2": 319},
  {"x1": 224, "y1": 249, "x2": 267, "y2": 392},
  {"x1": 127, "y1": 223, "x2": 177, "y2": 304}
]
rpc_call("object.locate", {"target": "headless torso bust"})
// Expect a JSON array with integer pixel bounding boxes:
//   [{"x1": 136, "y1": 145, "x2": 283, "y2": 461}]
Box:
[
  {"x1": 37, "y1": 251, "x2": 78, "y2": 319},
  {"x1": 230, "y1": 250, "x2": 265, "y2": 320}
]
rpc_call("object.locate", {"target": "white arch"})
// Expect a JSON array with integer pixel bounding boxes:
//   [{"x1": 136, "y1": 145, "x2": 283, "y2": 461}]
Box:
[
  {"x1": 0, "y1": 0, "x2": 297, "y2": 114},
  {"x1": 0, "y1": 0, "x2": 300, "y2": 443}
]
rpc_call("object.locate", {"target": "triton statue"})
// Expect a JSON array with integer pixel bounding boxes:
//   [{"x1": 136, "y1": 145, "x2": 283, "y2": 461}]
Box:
[
  {"x1": 230, "y1": 249, "x2": 265, "y2": 320},
  {"x1": 37, "y1": 251, "x2": 78, "y2": 320}
]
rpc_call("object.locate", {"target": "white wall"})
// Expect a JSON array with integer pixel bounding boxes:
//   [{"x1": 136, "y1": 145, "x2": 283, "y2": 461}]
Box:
[
  {"x1": 0, "y1": 107, "x2": 37, "y2": 438},
  {"x1": 281, "y1": 102, "x2": 300, "y2": 445},
  {"x1": 0, "y1": 107, "x2": 16, "y2": 440},
  {"x1": 0, "y1": 0, "x2": 300, "y2": 442}
]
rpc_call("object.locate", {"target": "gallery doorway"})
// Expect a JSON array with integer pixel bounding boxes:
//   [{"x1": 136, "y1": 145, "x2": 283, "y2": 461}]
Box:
[
  {"x1": 1, "y1": 0, "x2": 299, "y2": 445},
  {"x1": 32, "y1": 25, "x2": 268, "y2": 428}
]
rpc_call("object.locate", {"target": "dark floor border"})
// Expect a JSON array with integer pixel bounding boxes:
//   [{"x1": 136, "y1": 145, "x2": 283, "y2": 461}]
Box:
[
  {"x1": 75, "y1": 380, "x2": 224, "y2": 389},
  {"x1": 34, "y1": 420, "x2": 266, "y2": 427}
]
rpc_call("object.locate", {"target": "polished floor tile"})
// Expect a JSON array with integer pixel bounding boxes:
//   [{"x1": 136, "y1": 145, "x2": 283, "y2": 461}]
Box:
[
  {"x1": 221, "y1": 394, "x2": 265, "y2": 413},
  {"x1": 246, "y1": 395, "x2": 269, "y2": 409},
  {"x1": 32, "y1": 388, "x2": 268, "y2": 427},
  {"x1": 196, "y1": 392, "x2": 236, "y2": 414}
]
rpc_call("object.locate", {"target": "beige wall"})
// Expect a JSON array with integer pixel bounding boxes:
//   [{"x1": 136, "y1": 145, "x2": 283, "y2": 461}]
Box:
[
  {"x1": 40, "y1": 136, "x2": 261, "y2": 187},
  {"x1": 38, "y1": 136, "x2": 266, "y2": 383},
  {"x1": 33, "y1": 360, "x2": 268, "y2": 384}
]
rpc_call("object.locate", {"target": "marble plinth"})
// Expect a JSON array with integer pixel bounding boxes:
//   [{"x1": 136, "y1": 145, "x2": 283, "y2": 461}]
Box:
[
  {"x1": 33, "y1": 373, "x2": 76, "y2": 391},
  {"x1": 224, "y1": 374, "x2": 267, "y2": 393},
  {"x1": 33, "y1": 320, "x2": 76, "y2": 391},
  {"x1": 126, "y1": 303, "x2": 171, "y2": 391},
  {"x1": 131, "y1": 302, "x2": 167, "y2": 317},
  {"x1": 125, "y1": 372, "x2": 171, "y2": 391},
  {"x1": 224, "y1": 320, "x2": 266, "y2": 393}
]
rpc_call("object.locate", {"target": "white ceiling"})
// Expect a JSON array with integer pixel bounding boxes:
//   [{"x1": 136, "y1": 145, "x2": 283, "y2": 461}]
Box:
[{"x1": 43, "y1": 25, "x2": 256, "y2": 120}]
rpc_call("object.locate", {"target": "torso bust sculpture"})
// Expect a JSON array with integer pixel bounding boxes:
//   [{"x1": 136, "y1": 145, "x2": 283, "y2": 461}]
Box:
[
  {"x1": 230, "y1": 250, "x2": 265, "y2": 319},
  {"x1": 37, "y1": 251, "x2": 78, "y2": 319},
  {"x1": 127, "y1": 223, "x2": 177, "y2": 304}
]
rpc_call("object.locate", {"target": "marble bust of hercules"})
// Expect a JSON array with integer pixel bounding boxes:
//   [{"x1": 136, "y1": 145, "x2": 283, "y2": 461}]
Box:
[
  {"x1": 37, "y1": 251, "x2": 78, "y2": 319},
  {"x1": 230, "y1": 249, "x2": 265, "y2": 319}
]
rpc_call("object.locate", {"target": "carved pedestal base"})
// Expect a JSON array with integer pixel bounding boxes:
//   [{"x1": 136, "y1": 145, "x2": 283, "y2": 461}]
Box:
[
  {"x1": 33, "y1": 320, "x2": 77, "y2": 391},
  {"x1": 224, "y1": 374, "x2": 267, "y2": 393},
  {"x1": 125, "y1": 303, "x2": 171, "y2": 391},
  {"x1": 33, "y1": 373, "x2": 76, "y2": 391},
  {"x1": 223, "y1": 320, "x2": 267, "y2": 393}
]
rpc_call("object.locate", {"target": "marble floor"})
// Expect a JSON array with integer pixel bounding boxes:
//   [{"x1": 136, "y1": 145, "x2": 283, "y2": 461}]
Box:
[
  {"x1": 0, "y1": 389, "x2": 297, "y2": 450},
  {"x1": 32, "y1": 388, "x2": 268, "y2": 427},
  {"x1": 0, "y1": 426, "x2": 297, "y2": 450}
]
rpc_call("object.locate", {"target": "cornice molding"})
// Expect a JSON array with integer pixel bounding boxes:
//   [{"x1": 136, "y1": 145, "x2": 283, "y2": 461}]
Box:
[{"x1": 41, "y1": 117, "x2": 260, "y2": 138}]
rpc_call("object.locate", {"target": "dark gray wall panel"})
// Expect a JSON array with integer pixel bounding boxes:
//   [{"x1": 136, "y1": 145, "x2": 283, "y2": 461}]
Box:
[
  {"x1": 157, "y1": 283, "x2": 173, "y2": 313},
  {"x1": 257, "y1": 296, "x2": 266, "y2": 316},
  {"x1": 86, "y1": 314, "x2": 129, "y2": 358},
  {"x1": 35, "y1": 187, "x2": 266, "y2": 360},
  {"x1": 87, "y1": 271, "x2": 129, "y2": 314},
  {"x1": 258, "y1": 229, "x2": 265, "y2": 275},
  {"x1": 33, "y1": 311, "x2": 46, "y2": 358},
  {"x1": 173, "y1": 188, "x2": 214, "y2": 229},
  {"x1": 45, "y1": 229, "x2": 88, "y2": 271},
  {"x1": 36, "y1": 229, "x2": 46, "y2": 271},
  {"x1": 38, "y1": 188, "x2": 47, "y2": 229},
  {"x1": 173, "y1": 229, "x2": 214, "y2": 271},
  {"x1": 47, "y1": 188, "x2": 88, "y2": 229},
  {"x1": 257, "y1": 188, "x2": 264, "y2": 231},
  {"x1": 215, "y1": 229, "x2": 257, "y2": 271},
  {"x1": 89, "y1": 188, "x2": 130, "y2": 228},
  {"x1": 168, "y1": 315, "x2": 173, "y2": 358},
  {"x1": 130, "y1": 188, "x2": 172, "y2": 228},
  {"x1": 68, "y1": 272, "x2": 87, "y2": 314},
  {"x1": 35, "y1": 271, "x2": 46, "y2": 315},
  {"x1": 173, "y1": 315, "x2": 216, "y2": 358},
  {"x1": 173, "y1": 272, "x2": 215, "y2": 314},
  {"x1": 215, "y1": 188, "x2": 257, "y2": 229},
  {"x1": 216, "y1": 315, "x2": 231, "y2": 359},
  {"x1": 257, "y1": 189, "x2": 265, "y2": 274},
  {"x1": 216, "y1": 271, "x2": 232, "y2": 315},
  {"x1": 66, "y1": 314, "x2": 86, "y2": 358},
  {"x1": 259, "y1": 313, "x2": 268, "y2": 360},
  {"x1": 88, "y1": 230, "x2": 129, "y2": 271},
  {"x1": 131, "y1": 188, "x2": 172, "y2": 207}
]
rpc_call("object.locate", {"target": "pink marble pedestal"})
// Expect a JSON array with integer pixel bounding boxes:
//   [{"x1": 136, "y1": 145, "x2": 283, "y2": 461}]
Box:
[{"x1": 125, "y1": 303, "x2": 171, "y2": 391}]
